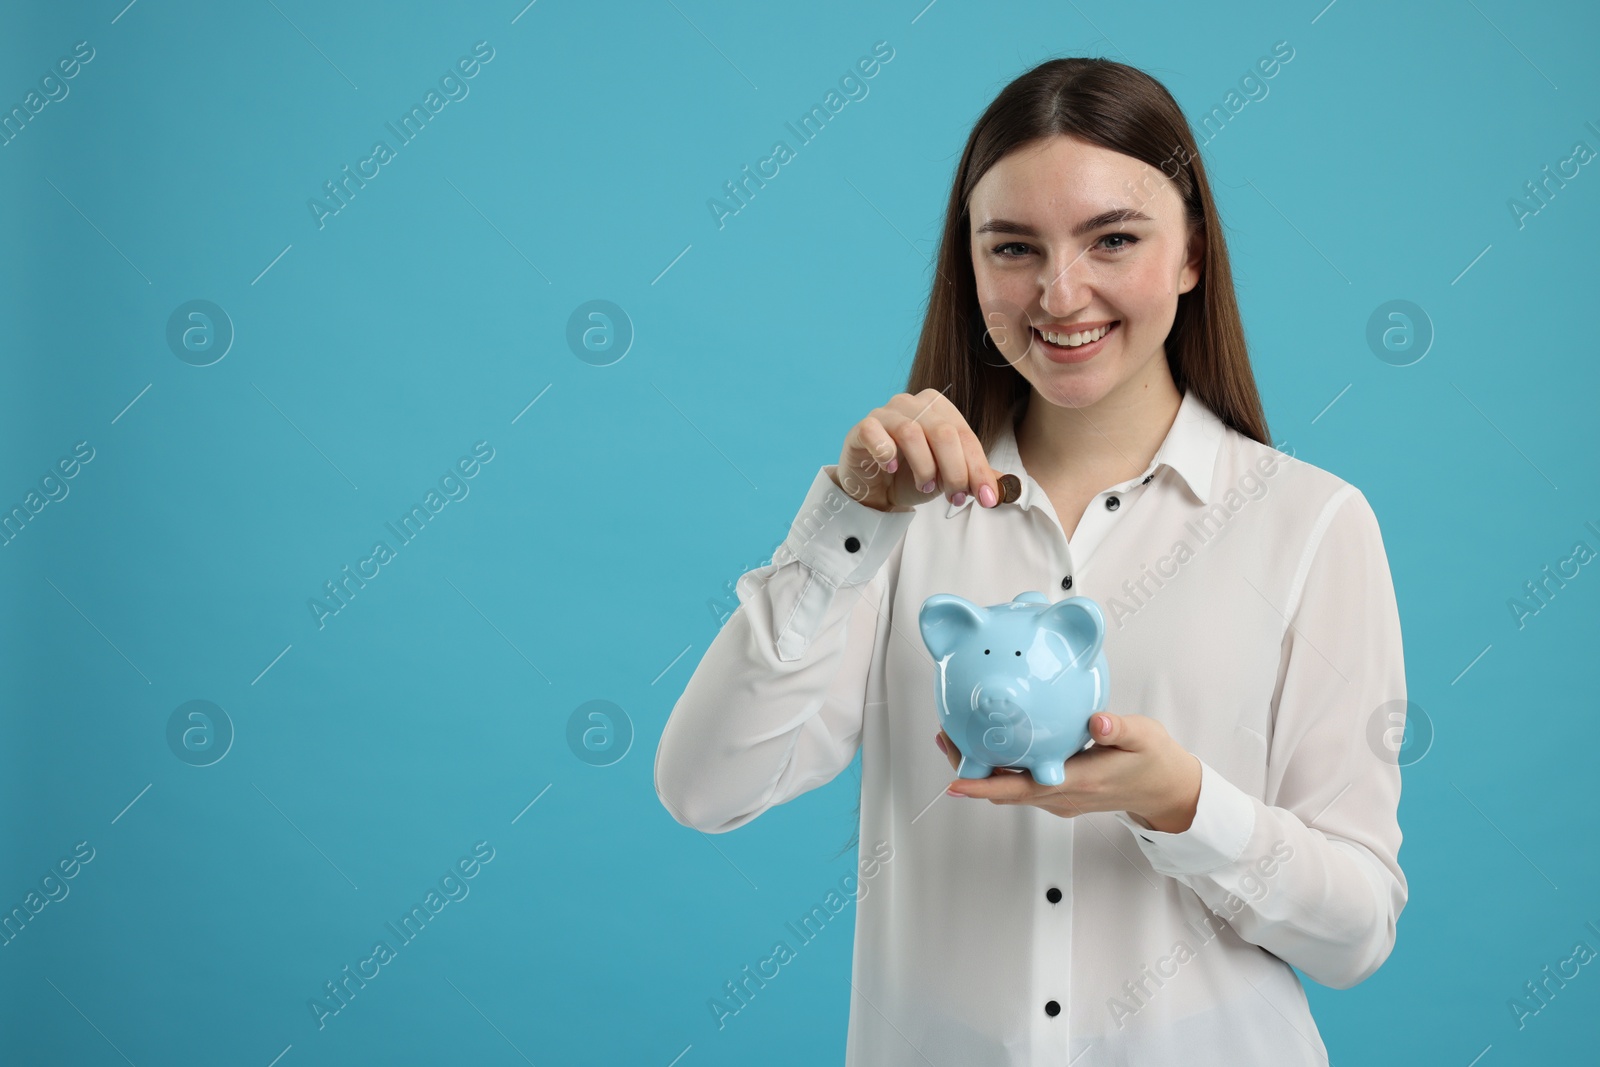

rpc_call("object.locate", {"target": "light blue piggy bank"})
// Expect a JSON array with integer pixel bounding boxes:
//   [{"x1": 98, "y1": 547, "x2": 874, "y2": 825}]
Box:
[{"x1": 918, "y1": 590, "x2": 1110, "y2": 786}]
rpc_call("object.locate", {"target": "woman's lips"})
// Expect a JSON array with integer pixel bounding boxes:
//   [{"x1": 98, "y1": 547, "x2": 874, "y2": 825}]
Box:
[{"x1": 1033, "y1": 321, "x2": 1118, "y2": 363}]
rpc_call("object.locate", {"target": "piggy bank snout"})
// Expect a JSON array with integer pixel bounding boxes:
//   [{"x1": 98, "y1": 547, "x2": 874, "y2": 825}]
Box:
[{"x1": 975, "y1": 683, "x2": 1024, "y2": 714}]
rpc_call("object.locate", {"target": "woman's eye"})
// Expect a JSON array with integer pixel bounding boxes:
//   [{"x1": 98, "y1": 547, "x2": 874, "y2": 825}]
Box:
[{"x1": 991, "y1": 234, "x2": 1137, "y2": 258}]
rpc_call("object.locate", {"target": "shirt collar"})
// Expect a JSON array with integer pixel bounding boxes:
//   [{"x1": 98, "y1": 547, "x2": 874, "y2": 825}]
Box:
[{"x1": 946, "y1": 389, "x2": 1227, "y2": 518}]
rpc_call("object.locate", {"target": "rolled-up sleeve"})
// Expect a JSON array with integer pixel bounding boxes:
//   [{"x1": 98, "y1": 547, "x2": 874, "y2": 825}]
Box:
[
  {"x1": 654, "y1": 465, "x2": 915, "y2": 833},
  {"x1": 1114, "y1": 484, "x2": 1409, "y2": 990}
]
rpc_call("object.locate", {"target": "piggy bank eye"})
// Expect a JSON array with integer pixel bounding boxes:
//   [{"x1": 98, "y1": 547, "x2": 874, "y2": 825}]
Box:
[
  {"x1": 983, "y1": 649, "x2": 990, "y2": 655},
  {"x1": 1014, "y1": 650, "x2": 1021, "y2": 656}
]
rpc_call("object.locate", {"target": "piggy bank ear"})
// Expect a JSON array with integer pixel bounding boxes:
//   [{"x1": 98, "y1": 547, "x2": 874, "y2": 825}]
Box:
[
  {"x1": 1039, "y1": 596, "x2": 1106, "y2": 668},
  {"x1": 919, "y1": 594, "x2": 986, "y2": 659}
]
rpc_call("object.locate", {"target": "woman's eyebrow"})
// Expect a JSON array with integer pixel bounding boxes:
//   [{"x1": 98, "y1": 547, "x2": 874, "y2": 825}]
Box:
[{"x1": 975, "y1": 207, "x2": 1156, "y2": 238}]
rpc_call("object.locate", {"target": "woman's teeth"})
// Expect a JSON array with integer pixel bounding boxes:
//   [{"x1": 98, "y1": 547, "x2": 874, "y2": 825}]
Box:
[{"x1": 1039, "y1": 323, "x2": 1115, "y2": 347}]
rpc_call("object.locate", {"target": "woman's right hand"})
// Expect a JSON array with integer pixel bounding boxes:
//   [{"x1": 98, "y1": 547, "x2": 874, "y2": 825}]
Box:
[{"x1": 829, "y1": 389, "x2": 1007, "y2": 513}]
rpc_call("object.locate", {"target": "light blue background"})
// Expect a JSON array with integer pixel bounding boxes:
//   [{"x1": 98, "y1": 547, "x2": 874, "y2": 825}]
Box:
[{"x1": 2, "y1": 1, "x2": 1597, "y2": 1064}]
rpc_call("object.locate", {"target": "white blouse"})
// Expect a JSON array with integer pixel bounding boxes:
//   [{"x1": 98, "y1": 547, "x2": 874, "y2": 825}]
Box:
[{"x1": 655, "y1": 388, "x2": 1408, "y2": 1065}]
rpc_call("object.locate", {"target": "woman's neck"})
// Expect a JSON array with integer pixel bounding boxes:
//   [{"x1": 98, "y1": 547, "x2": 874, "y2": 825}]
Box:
[{"x1": 1014, "y1": 369, "x2": 1184, "y2": 489}]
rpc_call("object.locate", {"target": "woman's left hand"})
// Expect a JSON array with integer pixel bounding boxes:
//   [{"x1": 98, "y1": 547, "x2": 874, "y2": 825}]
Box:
[{"x1": 937, "y1": 713, "x2": 1203, "y2": 833}]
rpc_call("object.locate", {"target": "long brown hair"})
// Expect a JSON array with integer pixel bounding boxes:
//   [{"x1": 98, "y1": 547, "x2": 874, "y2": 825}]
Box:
[
  {"x1": 834, "y1": 56, "x2": 1270, "y2": 861},
  {"x1": 909, "y1": 55, "x2": 1270, "y2": 449}
]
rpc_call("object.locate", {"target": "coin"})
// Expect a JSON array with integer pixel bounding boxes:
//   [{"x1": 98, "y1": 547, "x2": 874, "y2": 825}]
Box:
[{"x1": 998, "y1": 473, "x2": 1021, "y2": 504}]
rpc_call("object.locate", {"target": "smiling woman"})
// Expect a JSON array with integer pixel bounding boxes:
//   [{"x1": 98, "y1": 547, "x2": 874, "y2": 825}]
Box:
[{"x1": 658, "y1": 54, "x2": 1408, "y2": 1067}]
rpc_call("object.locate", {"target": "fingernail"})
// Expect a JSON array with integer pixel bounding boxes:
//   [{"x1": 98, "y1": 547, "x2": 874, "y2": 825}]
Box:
[
  {"x1": 952, "y1": 491, "x2": 967, "y2": 506},
  {"x1": 1095, "y1": 714, "x2": 1110, "y2": 734},
  {"x1": 946, "y1": 787, "x2": 967, "y2": 797},
  {"x1": 921, "y1": 480, "x2": 936, "y2": 493},
  {"x1": 979, "y1": 484, "x2": 997, "y2": 508},
  {"x1": 885, "y1": 457, "x2": 898, "y2": 473}
]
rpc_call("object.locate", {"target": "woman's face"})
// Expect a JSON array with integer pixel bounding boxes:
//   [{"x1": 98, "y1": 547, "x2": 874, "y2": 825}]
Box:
[{"x1": 967, "y1": 134, "x2": 1204, "y2": 410}]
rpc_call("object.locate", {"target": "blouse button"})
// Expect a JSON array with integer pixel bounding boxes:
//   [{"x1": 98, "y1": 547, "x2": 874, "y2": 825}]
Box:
[
  {"x1": 1105, "y1": 495, "x2": 1120, "y2": 511},
  {"x1": 1045, "y1": 1000, "x2": 1061, "y2": 1017},
  {"x1": 1045, "y1": 887, "x2": 1062, "y2": 904},
  {"x1": 1060, "y1": 575, "x2": 1072, "y2": 590},
  {"x1": 844, "y1": 536, "x2": 861, "y2": 553}
]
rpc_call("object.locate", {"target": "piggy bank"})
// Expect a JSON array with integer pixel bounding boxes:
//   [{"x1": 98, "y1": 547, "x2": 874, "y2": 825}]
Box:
[{"x1": 918, "y1": 590, "x2": 1110, "y2": 786}]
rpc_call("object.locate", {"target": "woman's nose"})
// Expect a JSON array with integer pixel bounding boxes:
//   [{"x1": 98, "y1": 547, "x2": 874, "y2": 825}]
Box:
[{"x1": 1038, "y1": 249, "x2": 1093, "y2": 316}]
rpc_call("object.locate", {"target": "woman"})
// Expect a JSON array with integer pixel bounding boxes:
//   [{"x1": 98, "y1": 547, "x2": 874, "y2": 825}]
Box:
[{"x1": 655, "y1": 56, "x2": 1406, "y2": 1066}]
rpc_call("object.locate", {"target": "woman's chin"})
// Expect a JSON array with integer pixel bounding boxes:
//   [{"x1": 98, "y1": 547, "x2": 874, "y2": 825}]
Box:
[{"x1": 1020, "y1": 366, "x2": 1115, "y2": 409}]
